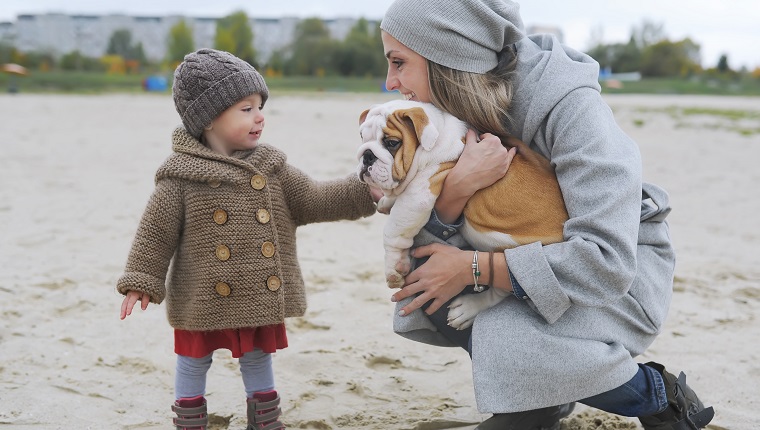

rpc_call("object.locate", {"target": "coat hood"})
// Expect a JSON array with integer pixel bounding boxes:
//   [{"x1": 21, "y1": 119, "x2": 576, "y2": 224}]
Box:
[{"x1": 510, "y1": 34, "x2": 601, "y2": 144}]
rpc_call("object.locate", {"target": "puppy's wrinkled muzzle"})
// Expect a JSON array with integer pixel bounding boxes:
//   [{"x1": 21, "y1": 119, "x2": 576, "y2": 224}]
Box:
[{"x1": 362, "y1": 149, "x2": 377, "y2": 167}]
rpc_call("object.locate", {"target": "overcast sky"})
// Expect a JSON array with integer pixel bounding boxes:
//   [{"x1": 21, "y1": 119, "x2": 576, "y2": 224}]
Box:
[{"x1": 1, "y1": 0, "x2": 757, "y2": 69}]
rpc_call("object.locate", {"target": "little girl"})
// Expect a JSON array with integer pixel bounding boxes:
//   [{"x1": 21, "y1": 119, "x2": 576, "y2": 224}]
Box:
[{"x1": 117, "y1": 48, "x2": 378, "y2": 430}]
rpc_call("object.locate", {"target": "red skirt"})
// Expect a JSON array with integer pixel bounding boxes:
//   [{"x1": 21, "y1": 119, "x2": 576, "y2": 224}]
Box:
[{"x1": 174, "y1": 324, "x2": 288, "y2": 358}]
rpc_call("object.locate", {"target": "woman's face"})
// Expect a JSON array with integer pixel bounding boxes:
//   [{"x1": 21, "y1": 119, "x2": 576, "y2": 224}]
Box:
[{"x1": 381, "y1": 31, "x2": 431, "y2": 103}]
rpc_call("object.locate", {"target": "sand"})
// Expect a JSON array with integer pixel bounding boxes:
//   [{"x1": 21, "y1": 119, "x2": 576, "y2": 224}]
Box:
[{"x1": 0, "y1": 92, "x2": 758, "y2": 429}]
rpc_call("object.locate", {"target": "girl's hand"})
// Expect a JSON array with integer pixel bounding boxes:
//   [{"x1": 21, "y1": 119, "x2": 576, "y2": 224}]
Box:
[
  {"x1": 369, "y1": 185, "x2": 384, "y2": 203},
  {"x1": 391, "y1": 243, "x2": 472, "y2": 316},
  {"x1": 120, "y1": 290, "x2": 150, "y2": 320},
  {"x1": 435, "y1": 130, "x2": 517, "y2": 223}
]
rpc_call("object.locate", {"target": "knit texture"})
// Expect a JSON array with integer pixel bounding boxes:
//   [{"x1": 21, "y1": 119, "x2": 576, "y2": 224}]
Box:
[
  {"x1": 173, "y1": 48, "x2": 269, "y2": 139},
  {"x1": 380, "y1": 0, "x2": 525, "y2": 73},
  {"x1": 117, "y1": 128, "x2": 376, "y2": 331}
]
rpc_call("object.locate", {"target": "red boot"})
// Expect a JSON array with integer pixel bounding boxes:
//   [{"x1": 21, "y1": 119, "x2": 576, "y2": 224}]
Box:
[
  {"x1": 172, "y1": 395, "x2": 208, "y2": 430},
  {"x1": 247, "y1": 390, "x2": 284, "y2": 430}
]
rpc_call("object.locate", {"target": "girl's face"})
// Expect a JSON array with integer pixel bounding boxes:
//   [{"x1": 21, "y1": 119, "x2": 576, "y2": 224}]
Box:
[
  {"x1": 381, "y1": 31, "x2": 431, "y2": 103},
  {"x1": 204, "y1": 93, "x2": 265, "y2": 156}
]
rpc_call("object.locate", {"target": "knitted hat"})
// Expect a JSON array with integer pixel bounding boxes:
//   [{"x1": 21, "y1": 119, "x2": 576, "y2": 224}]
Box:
[
  {"x1": 172, "y1": 48, "x2": 269, "y2": 138},
  {"x1": 380, "y1": 0, "x2": 525, "y2": 73}
]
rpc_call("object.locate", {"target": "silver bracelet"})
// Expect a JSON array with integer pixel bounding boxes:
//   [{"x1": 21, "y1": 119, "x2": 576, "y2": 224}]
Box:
[{"x1": 472, "y1": 251, "x2": 484, "y2": 292}]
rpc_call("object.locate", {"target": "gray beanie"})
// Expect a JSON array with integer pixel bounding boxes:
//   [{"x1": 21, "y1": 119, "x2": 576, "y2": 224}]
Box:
[
  {"x1": 380, "y1": 0, "x2": 525, "y2": 73},
  {"x1": 172, "y1": 48, "x2": 269, "y2": 138}
]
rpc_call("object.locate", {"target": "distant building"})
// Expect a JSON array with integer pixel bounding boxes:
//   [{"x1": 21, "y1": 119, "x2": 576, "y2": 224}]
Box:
[
  {"x1": 526, "y1": 24, "x2": 564, "y2": 44},
  {"x1": 3, "y1": 13, "x2": 378, "y2": 63},
  {"x1": 0, "y1": 21, "x2": 14, "y2": 44}
]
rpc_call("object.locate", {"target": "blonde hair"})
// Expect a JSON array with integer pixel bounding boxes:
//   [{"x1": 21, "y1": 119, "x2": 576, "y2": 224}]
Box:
[{"x1": 427, "y1": 46, "x2": 518, "y2": 140}]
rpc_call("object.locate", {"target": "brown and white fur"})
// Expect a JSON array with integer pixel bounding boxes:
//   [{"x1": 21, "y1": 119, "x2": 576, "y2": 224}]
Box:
[{"x1": 357, "y1": 100, "x2": 568, "y2": 330}]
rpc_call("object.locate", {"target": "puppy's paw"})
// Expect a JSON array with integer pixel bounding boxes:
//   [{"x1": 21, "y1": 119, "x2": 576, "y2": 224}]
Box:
[
  {"x1": 447, "y1": 296, "x2": 478, "y2": 330},
  {"x1": 377, "y1": 196, "x2": 394, "y2": 215},
  {"x1": 447, "y1": 289, "x2": 510, "y2": 330},
  {"x1": 384, "y1": 249, "x2": 410, "y2": 289},
  {"x1": 385, "y1": 270, "x2": 405, "y2": 289},
  {"x1": 394, "y1": 249, "x2": 412, "y2": 276}
]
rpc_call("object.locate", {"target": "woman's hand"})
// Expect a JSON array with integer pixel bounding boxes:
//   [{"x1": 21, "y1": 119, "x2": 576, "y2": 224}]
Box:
[
  {"x1": 120, "y1": 290, "x2": 151, "y2": 320},
  {"x1": 391, "y1": 243, "x2": 472, "y2": 316},
  {"x1": 435, "y1": 130, "x2": 517, "y2": 223}
]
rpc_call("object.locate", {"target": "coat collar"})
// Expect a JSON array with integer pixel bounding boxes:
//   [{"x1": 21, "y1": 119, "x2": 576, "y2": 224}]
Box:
[{"x1": 155, "y1": 127, "x2": 287, "y2": 185}]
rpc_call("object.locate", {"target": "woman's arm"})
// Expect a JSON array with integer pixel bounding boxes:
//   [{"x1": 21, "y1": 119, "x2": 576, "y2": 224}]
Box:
[
  {"x1": 392, "y1": 245, "x2": 514, "y2": 316},
  {"x1": 434, "y1": 130, "x2": 516, "y2": 224},
  {"x1": 401, "y1": 89, "x2": 644, "y2": 324}
]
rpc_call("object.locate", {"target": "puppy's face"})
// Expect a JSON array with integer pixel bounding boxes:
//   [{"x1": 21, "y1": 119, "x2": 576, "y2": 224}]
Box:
[{"x1": 356, "y1": 100, "x2": 438, "y2": 191}]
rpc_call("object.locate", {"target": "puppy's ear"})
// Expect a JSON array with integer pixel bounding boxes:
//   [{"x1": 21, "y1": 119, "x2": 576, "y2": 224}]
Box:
[
  {"x1": 401, "y1": 107, "x2": 439, "y2": 151},
  {"x1": 359, "y1": 109, "x2": 370, "y2": 125}
]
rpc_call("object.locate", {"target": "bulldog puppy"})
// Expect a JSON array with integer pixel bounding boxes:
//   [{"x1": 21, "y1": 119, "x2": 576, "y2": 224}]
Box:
[{"x1": 357, "y1": 100, "x2": 568, "y2": 329}]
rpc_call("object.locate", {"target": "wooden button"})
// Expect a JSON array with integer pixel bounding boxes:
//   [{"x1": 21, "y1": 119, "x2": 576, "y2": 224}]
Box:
[
  {"x1": 209, "y1": 179, "x2": 221, "y2": 188},
  {"x1": 261, "y1": 241, "x2": 275, "y2": 258},
  {"x1": 215, "y1": 282, "x2": 231, "y2": 296},
  {"x1": 250, "y1": 174, "x2": 266, "y2": 190},
  {"x1": 213, "y1": 209, "x2": 228, "y2": 225},
  {"x1": 215, "y1": 244, "x2": 230, "y2": 261},
  {"x1": 256, "y1": 209, "x2": 271, "y2": 224},
  {"x1": 267, "y1": 276, "x2": 281, "y2": 291}
]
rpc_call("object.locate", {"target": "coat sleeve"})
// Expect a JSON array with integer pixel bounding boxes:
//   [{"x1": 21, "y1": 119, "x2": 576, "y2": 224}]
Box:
[
  {"x1": 506, "y1": 87, "x2": 642, "y2": 324},
  {"x1": 116, "y1": 179, "x2": 184, "y2": 304},
  {"x1": 279, "y1": 164, "x2": 376, "y2": 226}
]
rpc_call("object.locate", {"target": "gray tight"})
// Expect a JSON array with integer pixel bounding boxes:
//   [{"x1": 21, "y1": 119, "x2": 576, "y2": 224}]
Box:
[{"x1": 175, "y1": 349, "x2": 274, "y2": 399}]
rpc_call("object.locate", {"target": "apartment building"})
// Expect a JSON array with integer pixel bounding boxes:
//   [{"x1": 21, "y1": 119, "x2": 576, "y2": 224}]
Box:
[{"x1": 0, "y1": 13, "x2": 376, "y2": 63}]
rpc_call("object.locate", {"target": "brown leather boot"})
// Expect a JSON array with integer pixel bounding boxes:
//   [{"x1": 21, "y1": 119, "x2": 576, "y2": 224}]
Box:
[
  {"x1": 172, "y1": 395, "x2": 208, "y2": 430},
  {"x1": 638, "y1": 362, "x2": 714, "y2": 430},
  {"x1": 247, "y1": 390, "x2": 284, "y2": 430}
]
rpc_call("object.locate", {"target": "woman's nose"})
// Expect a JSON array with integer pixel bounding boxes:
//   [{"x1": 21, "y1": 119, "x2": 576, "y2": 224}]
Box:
[{"x1": 385, "y1": 72, "x2": 399, "y2": 92}]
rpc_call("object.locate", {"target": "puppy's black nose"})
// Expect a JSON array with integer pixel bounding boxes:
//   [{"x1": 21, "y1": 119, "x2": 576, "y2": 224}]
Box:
[{"x1": 362, "y1": 149, "x2": 377, "y2": 166}]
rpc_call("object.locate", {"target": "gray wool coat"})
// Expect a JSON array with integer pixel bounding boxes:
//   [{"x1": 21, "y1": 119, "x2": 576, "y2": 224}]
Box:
[{"x1": 393, "y1": 34, "x2": 676, "y2": 413}]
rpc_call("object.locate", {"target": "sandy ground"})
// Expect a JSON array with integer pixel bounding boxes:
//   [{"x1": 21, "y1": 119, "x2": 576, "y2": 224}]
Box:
[{"x1": 0, "y1": 92, "x2": 758, "y2": 430}]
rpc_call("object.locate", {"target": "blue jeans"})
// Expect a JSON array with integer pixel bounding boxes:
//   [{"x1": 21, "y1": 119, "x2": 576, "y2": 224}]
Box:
[{"x1": 423, "y1": 298, "x2": 668, "y2": 417}]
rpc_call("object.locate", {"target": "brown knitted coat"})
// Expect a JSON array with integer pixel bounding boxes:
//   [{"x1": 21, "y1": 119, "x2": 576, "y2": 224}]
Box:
[{"x1": 117, "y1": 127, "x2": 376, "y2": 331}]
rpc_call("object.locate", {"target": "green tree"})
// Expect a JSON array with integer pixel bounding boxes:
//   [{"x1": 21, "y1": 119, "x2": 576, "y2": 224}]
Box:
[
  {"x1": 631, "y1": 20, "x2": 666, "y2": 49},
  {"x1": 214, "y1": 28, "x2": 236, "y2": 54},
  {"x1": 0, "y1": 42, "x2": 14, "y2": 64},
  {"x1": 167, "y1": 20, "x2": 195, "y2": 64},
  {"x1": 334, "y1": 19, "x2": 385, "y2": 77},
  {"x1": 106, "y1": 29, "x2": 147, "y2": 68},
  {"x1": 59, "y1": 50, "x2": 104, "y2": 71},
  {"x1": 130, "y1": 42, "x2": 147, "y2": 64},
  {"x1": 717, "y1": 54, "x2": 730, "y2": 73},
  {"x1": 640, "y1": 38, "x2": 701, "y2": 77},
  {"x1": 284, "y1": 18, "x2": 338, "y2": 76},
  {"x1": 215, "y1": 11, "x2": 255, "y2": 65},
  {"x1": 587, "y1": 36, "x2": 641, "y2": 73},
  {"x1": 107, "y1": 29, "x2": 133, "y2": 58},
  {"x1": 264, "y1": 49, "x2": 286, "y2": 75}
]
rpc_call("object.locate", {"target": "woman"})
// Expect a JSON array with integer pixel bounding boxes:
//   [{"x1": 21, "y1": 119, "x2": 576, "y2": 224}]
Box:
[{"x1": 379, "y1": 1, "x2": 715, "y2": 429}]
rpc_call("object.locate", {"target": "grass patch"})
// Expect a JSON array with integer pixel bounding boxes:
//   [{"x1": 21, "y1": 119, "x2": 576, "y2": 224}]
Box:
[
  {"x1": 679, "y1": 107, "x2": 760, "y2": 121},
  {"x1": 0, "y1": 71, "x2": 389, "y2": 94},
  {"x1": 3, "y1": 71, "x2": 760, "y2": 96},
  {"x1": 635, "y1": 106, "x2": 760, "y2": 136},
  {"x1": 601, "y1": 77, "x2": 760, "y2": 96}
]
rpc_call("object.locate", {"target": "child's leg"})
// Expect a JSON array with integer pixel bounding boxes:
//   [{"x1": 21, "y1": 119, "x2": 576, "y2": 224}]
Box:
[
  {"x1": 239, "y1": 348, "x2": 274, "y2": 397},
  {"x1": 175, "y1": 353, "x2": 213, "y2": 399},
  {"x1": 241, "y1": 349, "x2": 282, "y2": 429}
]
